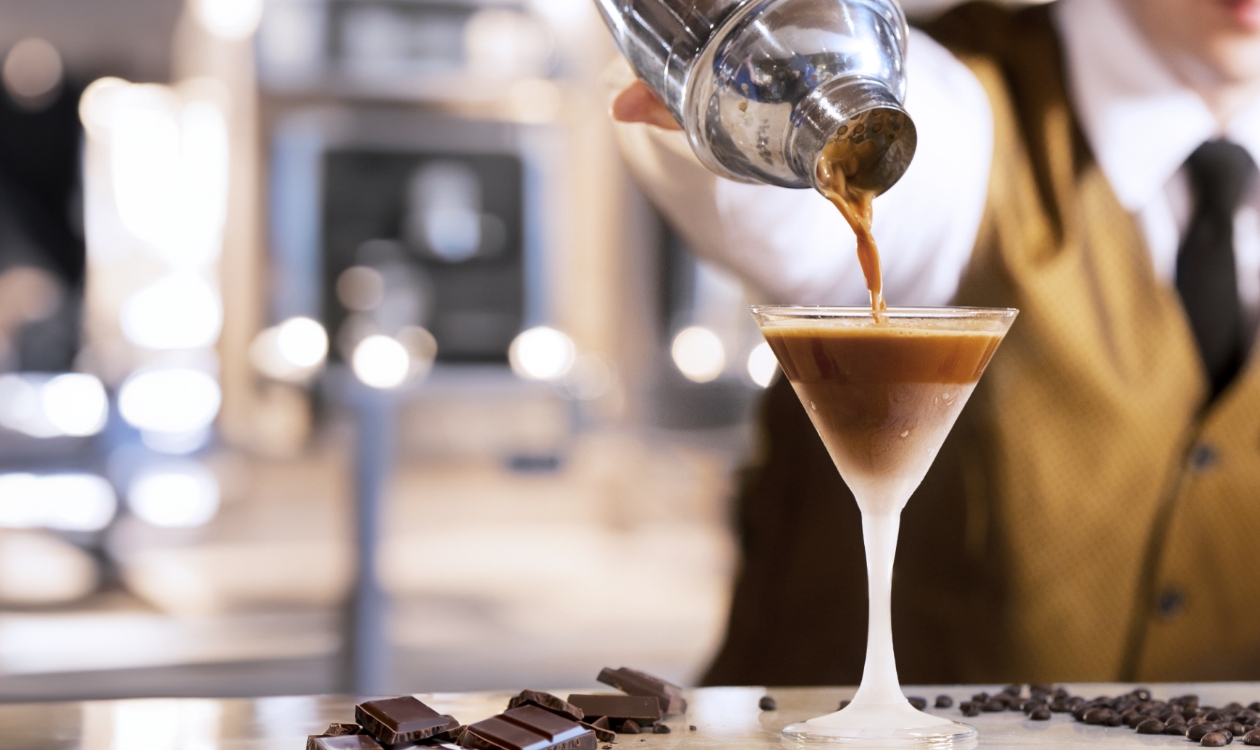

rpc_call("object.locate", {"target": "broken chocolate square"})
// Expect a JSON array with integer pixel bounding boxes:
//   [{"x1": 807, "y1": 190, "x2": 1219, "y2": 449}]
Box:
[
  {"x1": 596, "y1": 668, "x2": 687, "y2": 715},
  {"x1": 356, "y1": 697, "x2": 454, "y2": 745},
  {"x1": 308, "y1": 736, "x2": 384, "y2": 750},
  {"x1": 566, "y1": 695, "x2": 661, "y2": 726},
  {"x1": 507, "y1": 690, "x2": 585, "y2": 722}
]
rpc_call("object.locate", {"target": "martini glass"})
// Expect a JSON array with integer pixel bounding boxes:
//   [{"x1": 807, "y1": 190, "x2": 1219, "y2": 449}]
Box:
[{"x1": 753, "y1": 306, "x2": 1016, "y2": 748}]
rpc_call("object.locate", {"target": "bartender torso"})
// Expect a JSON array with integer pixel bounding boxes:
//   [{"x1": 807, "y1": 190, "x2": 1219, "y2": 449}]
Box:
[{"x1": 618, "y1": 0, "x2": 1260, "y2": 684}]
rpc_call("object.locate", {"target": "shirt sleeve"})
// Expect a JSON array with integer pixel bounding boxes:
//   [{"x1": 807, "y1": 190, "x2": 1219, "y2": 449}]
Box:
[{"x1": 614, "y1": 28, "x2": 994, "y2": 306}]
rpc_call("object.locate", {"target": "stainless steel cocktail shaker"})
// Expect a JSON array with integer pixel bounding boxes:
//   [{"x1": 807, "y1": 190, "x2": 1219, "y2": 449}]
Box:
[{"x1": 596, "y1": 0, "x2": 917, "y2": 193}]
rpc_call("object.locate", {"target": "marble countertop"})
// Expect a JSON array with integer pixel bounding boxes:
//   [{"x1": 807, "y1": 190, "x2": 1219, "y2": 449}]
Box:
[{"x1": 3, "y1": 683, "x2": 1259, "y2": 750}]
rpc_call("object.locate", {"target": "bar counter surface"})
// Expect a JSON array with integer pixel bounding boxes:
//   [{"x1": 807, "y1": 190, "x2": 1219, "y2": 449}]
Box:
[{"x1": 3, "y1": 684, "x2": 1257, "y2": 750}]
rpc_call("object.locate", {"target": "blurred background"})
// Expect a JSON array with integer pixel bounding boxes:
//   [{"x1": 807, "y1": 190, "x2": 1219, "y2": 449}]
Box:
[{"x1": 0, "y1": 0, "x2": 971, "y2": 703}]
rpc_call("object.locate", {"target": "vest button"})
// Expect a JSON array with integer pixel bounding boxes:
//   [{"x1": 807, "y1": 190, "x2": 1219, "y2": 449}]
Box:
[
  {"x1": 1158, "y1": 587, "x2": 1186, "y2": 619},
  {"x1": 1189, "y1": 444, "x2": 1218, "y2": 472}
]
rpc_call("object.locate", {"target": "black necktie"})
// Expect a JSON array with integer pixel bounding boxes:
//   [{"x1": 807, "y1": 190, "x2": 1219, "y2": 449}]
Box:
[{"x1": 1176, "y1": 140, "x2": 1255, "y2": 400}]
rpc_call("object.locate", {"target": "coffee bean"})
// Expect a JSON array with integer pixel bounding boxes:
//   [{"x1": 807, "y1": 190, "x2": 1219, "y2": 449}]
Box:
[
  {"x1": 960, "y1": 702, "x2": 981, "y2": 718},
  {"x1": 758, "y1": 696, "x2": 777, "y2": 711},
  {"x1": 1084, "y1": 708, "x2": 1115, "y2": 726},
  {"x1": 1203, "y1": 732, "x2": 1231, "y2": 747},
  {"x1": 1250, "y1": 703, "x2": 1260, "y2": 713},
  {"x1": 1025, "y1": 701, "x2": 1047, "y2": 716},
  {"x1": 1050, "y1": 700, "x2": 1072, "y2": 713},
  {"x1": 1238, "y1": 712, "x2": 1259, "y2": 726},
  {"x1": 1190, "y1": 724, "x2": 1222, "y2": 741},
  {"x1": 1208, "y1": 712, "x2": 1227, "y2": 722},
  {"x1": 1227, "y1": 704, "x2": 1246, "y2": 713},
  {"x1": 1167, "y1": 724, "x2": 1191, "y2": 736},
  {"x1": 1242, "y1": 729, "x2": 1260, "y2": 745},
  {"x1": 1029, "y1": 708, "x2": 1052, "y2": 721},
  {"x1": 906, "y1": 697, "x2": 927, "y2": 711},
  {"x1": 1122, "y1": 710, "x2": 1143, "y2": 728},
  {"x1": 1134, "y1": 688, "x2": 1154, "y2": 701},
  {"x1": 1003, "y1": 685, "x2": 1023, "y2": 697},
  {"x1": 1232, "y1": 723, "x2": 1250, "y2": 737},
  {"x1": 972, "y1": 693, "x2": 990, "y2": 703},
  {"x1": 1168, "y1": 714, "x2": 1189, "y2": 726},
  {"x1": 1137, "y1": 719, "x2": 1166, "y2": 734},
  {"x1": 935, "y1": 695, "x2": 953, "y2": 709}
]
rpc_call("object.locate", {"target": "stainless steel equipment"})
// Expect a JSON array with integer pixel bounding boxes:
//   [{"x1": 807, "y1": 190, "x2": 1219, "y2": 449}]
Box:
[{"x1": 594, "y1": 0, "x2": 916, "y2": 192}]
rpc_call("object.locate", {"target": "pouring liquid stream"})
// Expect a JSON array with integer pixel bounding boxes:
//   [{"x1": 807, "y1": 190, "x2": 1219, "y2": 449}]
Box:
[{"x1": 816, "y1": 136, "x2": 885, "y2": 314}]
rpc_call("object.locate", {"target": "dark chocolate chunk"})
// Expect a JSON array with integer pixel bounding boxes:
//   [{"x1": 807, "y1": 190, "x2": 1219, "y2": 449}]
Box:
[
  {"x1": 935, "y1": 695, "x2": 953, "y2": 709},
  {"x1": 566, "y1": 695, "x2": 661, "y2": 725},
  {"x1": 579, "y1": 722, "x2": 616, "y2": 742},
  {"x1": 908, "y1": 697, "x2": 927, "y2": 711},
  {"x1": 1137, "y1": 719, "x2": 1166, "y2": 734},
  {"x1": 759, "y1": 696, "x2": 778, "y2": 711},
  {"x1": 356, "y1": 697, "x2": 452, "y2": 745},
  {"x1": 432, "y1": 719, "x2": 467, "y2": 744},
  {"x1": 1203, "y1": 733, "x2": 1231, "y2": 747},
  {"x1": 597, "y1": 668, "x2": 687, "y2": 714},
  {"x1": 1029, "y1": 708, "x2": 1052, "y2": 721},
  {"x1": 322, "y1": 724, "x2": 365, "y2": 738},
  {"x1": 620, "y1": 720, "x2": 641, "y2": 735},
  {"x1": 508, "y1": 691, "x2": 584, "y2": 722},
  {"x1": 309, "y1": 737, "x2": 384, "y2": 750},
  {"x1": 653, "y1": 724, "x2": 671, "y2": 734},
  {"x1": 589, "y1": 717, "x2": 611, "y2": 731},
  {"x1": 463, "y1": 708, "x2": 594, "y2": 750}
]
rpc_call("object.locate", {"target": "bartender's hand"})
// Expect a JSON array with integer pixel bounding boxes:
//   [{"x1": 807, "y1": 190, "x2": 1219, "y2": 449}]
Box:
[{"x1": 612, "y1": 80, "x2": 683, "y2": 131}]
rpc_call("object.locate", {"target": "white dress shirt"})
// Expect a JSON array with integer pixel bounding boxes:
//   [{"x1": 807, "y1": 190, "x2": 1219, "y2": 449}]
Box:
[{"x1": 616, "y1": 0, "x2": 1260, "y2": 345}]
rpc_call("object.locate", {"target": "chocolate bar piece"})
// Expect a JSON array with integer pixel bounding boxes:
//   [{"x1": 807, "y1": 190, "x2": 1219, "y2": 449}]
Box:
[
  {"x1": 597, "y1": 667, "x2": 687, "y2": 714},
  {"x1": 507, "y1": 690, "x2": 584, "y2": 722},
  {"x1": 308, "y1": 736, "x2": 384, "y2": 750},
  {"x1": 462, "y1": 705, "x2": 595, "y2": 750},
  {"x1": 431, "y1": 717, "x2": 466, "y2": 744},
  {"x1": 565, "y1": 695, "x2": 661, "y2": 725},
  {"x1": 356, "y1": 697, "x2": 454, "y2": 745}
]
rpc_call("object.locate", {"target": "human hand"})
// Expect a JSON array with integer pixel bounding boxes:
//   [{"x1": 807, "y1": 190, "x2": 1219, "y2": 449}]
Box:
[{"x1": 611, "y1": 80, "x2": 683, "y2": 131}]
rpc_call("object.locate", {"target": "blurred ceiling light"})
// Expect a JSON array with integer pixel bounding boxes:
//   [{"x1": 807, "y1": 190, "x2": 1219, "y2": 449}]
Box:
[
  {"x1": 352, "y1": 335, "x2": 411, "y2": 389},
  {"x1": 671, "y1": 326, "x2": 726, "y2": 383},
  {"x1": 41, "y1": 374, "x2": 109, "y2": 437},
  {"x1": 0, "y1": 473, "x2": 117, "y2": 532},
  {"x1": 396, "y1": 326, "x2": 438, "y2": 382},
  {"x1": 509, "y1": 326, "x2": 576, "y2": 381},
  {"x1": 2, "y1": 38, "x2": 63, "y2": 110},
  {"x1": 336, "y1": 266, "x2": 385, "y2": 311},
  {"x1": 0, "y1": 374, "x2": 55, "y2": 438},
  {"x1": 746, "y1": 342, "x2": 779, "y2": 388},
  {"x1": 127, "y1": 462, "x2": 220, "y2": 528},
  {"x1": 250, "y1": 317, "x2": 329, "y2": 383},
  {"x1": 141, "y1": 426, "x2": 212, "y2": 455},
  {"x1": 118, "y1": 369, "x2": 221, "y2": 435},
  {"x1": 194, "y1": 0, "x2": 265, "y2": 40},
  {"x1": 276, "y1": 317, "x2": 328, "y2": 369},
  {"x1": 120, "y1": 274, "x2": 223, "y2": 350}
]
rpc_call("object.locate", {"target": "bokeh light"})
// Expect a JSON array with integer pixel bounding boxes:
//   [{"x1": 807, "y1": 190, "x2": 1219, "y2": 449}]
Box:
[
  {"x1": 118, "y1": 369, "x2": 222, "y2": 435},
  {"x1": 0, "y1": 474, "x2": 117, "y2": 532},
  {"x1": 508, "y1": 326, "x2": 576, "y2": 381},
  {"x1": 336, "y1": 266, "x2": 385, "y2": 311},
  {"x1": 128, "y1": 462, "x2": 221, "y2": 528},
  {"x1": 41, "y1": 374, "x2": 109, "y2": 437},
  {"x1": 121, "y1": 274, "x2": 223, "y2": 350},
  {"x1": 352, "y1": 335, "x2": 411, "y2": 389},
  {"x1": 2, "y1": 38, "x2": 62, "y2": 109},
  {"x1": 276, "y1": 317, "x2": 328, "y2": 369},
  {"x1": 195, "y1": 0, "x2": 265, "y2": 40},
  {"x1": 671, "y1": 326, "x2": 726, "y2": 383},
  {"x1": 746, "y1": 342, "x2": 779, "y2": 388}
]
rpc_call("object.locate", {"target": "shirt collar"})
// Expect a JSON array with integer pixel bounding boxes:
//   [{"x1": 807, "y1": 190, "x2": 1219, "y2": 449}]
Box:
[{"x1": 1053, "y1": 0, "x2": 1260, "y2": 212}]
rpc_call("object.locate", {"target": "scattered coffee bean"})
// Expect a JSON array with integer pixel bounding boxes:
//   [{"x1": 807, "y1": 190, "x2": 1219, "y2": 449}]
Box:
[
  {"x1": 981, "y1": 700, "x2": 1005, "y2": 713},
  {"x1": 972, "y1": 693, "x2": 990, "y2": 703},
  {"x1": 758, "y1": 696, "x2": 777, "y2": 711},
  {"x1": 621, "y1": 720, "x2": 641, "y2": 735},
  {"x1": 1251, "y1": 703, "x2": 1260, "y2": 713},
  {"x1": 1167, "y1": 724, "x2": 1191, "y2": 736},
  {"x1": 1029, "y1": 708, "x2": 1051, "y2": 721},
  {"x1": 688, "y1": 726, "x2": 696, "y2": 732},
  {"x1": 1050, "y1": 699, "x2": 1072, "y2": 713},
  {"x1": 908, "y1": 697, "x2": 927, "y2": 711},
  {"x1": 1202, "y1": 732, "x2": 1230, "y2": 747},
  {"x1": 1137, "y1": 719, "x2": 1166, "y2": 734},
  {"x1": 1233, "y1": 723, "x2": 1251, "y2": 737},
  {"x1": 1003, "y1": 685, "x2": 1023, "y2": 696},
  {"x1": 1243, "y1": 729, "x2": 1260, "y2": 745},
  {"x1": 1190, "y1": 724, "x2": 1222, "y2": 741},
  {"x1": 1134, "y1": 689, "x2": 1153, "y2": 701},
  {"x1": 1227, "y1": 704, "x2": 1246, "y2": 713},
  {"x1": 653, "y1": 724, "x2": 670, "y2": 734},
  {"x1": 935, "y1": 695, "x2": 953, "y2": 709},
  {"x1": 1084, "y1": 708, "x2": 1116, "y2": 726},
  {"x1": 960, "y1": 702, "x2": 980, "y2": 718}
]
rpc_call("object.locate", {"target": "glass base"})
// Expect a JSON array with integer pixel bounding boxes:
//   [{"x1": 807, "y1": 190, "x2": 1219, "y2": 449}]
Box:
[{"x1": 781, "y1": 701, "x2": 977, "y2": 748}]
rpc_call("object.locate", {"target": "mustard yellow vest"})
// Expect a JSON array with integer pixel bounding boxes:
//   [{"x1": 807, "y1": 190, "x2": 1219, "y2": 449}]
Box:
[{"x1": 704, "y1": 3, "x2": 1260, "y2": 686}]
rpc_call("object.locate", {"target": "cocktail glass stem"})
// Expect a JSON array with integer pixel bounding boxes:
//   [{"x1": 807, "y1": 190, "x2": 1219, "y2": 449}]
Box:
[{"x1": 853, "y1": 511, "x2": 904, "y2": 706}]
